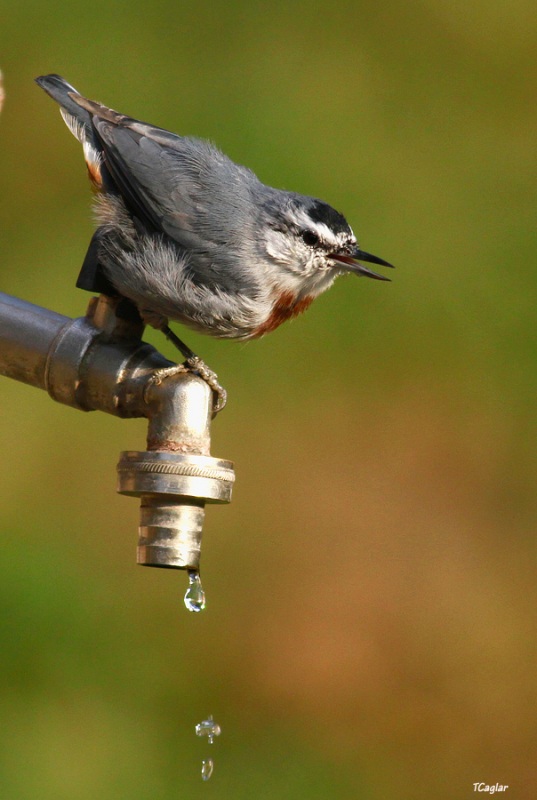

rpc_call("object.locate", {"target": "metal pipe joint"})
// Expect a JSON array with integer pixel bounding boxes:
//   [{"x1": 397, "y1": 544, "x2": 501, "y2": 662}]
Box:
[{"x1": 0, "y1": 291, "x2": 235, "y2": 571}]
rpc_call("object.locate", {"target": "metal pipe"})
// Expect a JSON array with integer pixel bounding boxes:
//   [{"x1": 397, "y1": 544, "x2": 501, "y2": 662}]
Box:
[
  {"x1": 0, "y1": 290, "x2": 235, "y2": 571},
  {"x1": 0, "y1": 291, "x2": 170, "y2": 413},
  {"x1": 0, "y1": 292, "x2": 71, "y2": 389}
]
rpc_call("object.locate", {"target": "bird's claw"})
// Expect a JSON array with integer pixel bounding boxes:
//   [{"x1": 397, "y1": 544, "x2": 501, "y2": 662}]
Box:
[
  {"x1": 185, "y1": 356, "x2": 227, "y2": 413},
  {"x1": 144, "y1": 360, "x2": 227, "y2": 413},
  {"x1": 158, "y1": 324, "x2": 227, "y2": 413}
]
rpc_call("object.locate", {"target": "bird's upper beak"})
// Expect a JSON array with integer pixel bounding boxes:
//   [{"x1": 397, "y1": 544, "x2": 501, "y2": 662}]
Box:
[{"x1": 330, "y1": 248, "x2": 394, "y2": 281}]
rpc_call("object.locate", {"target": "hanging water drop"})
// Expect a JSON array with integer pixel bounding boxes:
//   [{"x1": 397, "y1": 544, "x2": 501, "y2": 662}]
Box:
[
  {"x1": 184, "y1": 570, "x2": 206, "y2": 612},
  {"x1": 201, "y1": 758, "x2": 214, "y2": 781},
  {"x1": 195, "y1": 714, "x2": 221, "y2": 744}
]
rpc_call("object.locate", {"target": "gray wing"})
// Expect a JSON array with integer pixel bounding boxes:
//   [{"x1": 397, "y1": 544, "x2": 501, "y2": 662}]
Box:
[{"x1": 90, "y1": 113, "x2": 261, "y2": 262}]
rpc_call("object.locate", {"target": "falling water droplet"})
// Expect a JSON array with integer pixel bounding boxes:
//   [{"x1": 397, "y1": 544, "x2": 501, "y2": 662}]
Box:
[
  {"x1": 184, "y1": 570, "x2": 206, "y2": 612},
  {"x1": 195, "y1": 714, "x2": 221, "y2": 744},
  {"x1": 201, "y1": 758, "x2": 214, "y2": 781}
]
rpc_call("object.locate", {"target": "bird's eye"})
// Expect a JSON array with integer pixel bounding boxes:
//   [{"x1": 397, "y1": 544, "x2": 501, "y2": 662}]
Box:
[{"x1": 301, "y1": 229, "x2": 320, "y2": 247}]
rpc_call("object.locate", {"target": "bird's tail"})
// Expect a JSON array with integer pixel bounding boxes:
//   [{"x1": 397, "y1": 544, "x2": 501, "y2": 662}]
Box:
[
  {"x1": 35, "y1": 74, "x2": 92, "y2": 131},
  {"x1": 36, "y1": 74, "x2": 81, "y2": 109},
  {"x1": 35, "y1": 73, "x2": 104, "y2": 189}
]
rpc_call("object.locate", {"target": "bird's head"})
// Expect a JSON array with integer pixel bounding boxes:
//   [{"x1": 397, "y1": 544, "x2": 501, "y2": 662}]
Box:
[{"x1": 261, "y1": 193, "x2": 393, "y2": 294}]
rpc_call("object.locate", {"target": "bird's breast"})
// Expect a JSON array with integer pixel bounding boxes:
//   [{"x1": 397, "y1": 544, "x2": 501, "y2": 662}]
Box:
[{"x1": 250, "y1": 290, "x2": 315, "y2": 338}]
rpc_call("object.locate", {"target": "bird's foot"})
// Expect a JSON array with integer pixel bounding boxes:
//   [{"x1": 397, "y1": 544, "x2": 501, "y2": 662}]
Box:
[
  {"x1": 155, "y1": 324, "x2": 227, "y2": 413},
  {"x1": 143, "y1": 363, "x2": 188, "y2": 403},
  {"x1": 145, "y1": 359, "x2": 227, "y2": 413},
  {"x1": 184, "y1": 355, "x2": 227, "y2": 413}
]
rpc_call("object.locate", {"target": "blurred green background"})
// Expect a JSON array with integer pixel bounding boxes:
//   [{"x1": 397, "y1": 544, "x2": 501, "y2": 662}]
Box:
[{"x1": 1, "y1": 1, "x2": 536, "y2": 798}]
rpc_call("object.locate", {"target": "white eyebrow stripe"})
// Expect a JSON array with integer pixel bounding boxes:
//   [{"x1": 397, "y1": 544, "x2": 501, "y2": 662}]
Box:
[{"x1": 291, "y1": 208, "x2": 338, "y2": 243}]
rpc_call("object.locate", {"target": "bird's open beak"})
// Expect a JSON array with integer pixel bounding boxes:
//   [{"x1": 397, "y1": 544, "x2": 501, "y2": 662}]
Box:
[{"x1": 330, "y1": 248, "x2": 394, "y2": 281}]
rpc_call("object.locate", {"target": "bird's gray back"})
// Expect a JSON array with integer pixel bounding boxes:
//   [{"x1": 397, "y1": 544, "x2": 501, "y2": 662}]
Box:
[{"x1": 93, "y1": 118, "x2": 264, "y2": 292}]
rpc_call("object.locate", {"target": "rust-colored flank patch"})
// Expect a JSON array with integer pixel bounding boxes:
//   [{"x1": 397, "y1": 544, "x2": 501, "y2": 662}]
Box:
[{"x1": 252, "y1": 290, "x2": 315, "y2": 338}]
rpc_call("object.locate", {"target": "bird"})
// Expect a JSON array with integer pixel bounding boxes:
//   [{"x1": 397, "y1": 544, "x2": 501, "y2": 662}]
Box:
[{"x1": 35, "y1": 74, "x2": 393, "y2": 410}]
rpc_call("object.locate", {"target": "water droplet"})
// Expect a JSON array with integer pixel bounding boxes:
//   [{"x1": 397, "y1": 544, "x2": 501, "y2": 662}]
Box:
[
  {"x1": 195, "y1": 714, "x2": 221, "y2": 744},
  {"x1": 184, "y1": 570, "x2": 206, "y2": 612},
  {"x1": 201, "y1": 758, "x2": 214, "y2": 781}
]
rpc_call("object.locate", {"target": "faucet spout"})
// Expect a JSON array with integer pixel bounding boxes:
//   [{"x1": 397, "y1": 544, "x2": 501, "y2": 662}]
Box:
[{"x1": 117, "y1": 370, "x2": 235, "y2": 571}]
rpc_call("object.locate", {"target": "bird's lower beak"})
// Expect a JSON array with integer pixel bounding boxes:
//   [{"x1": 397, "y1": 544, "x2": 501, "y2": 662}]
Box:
[{"x1": 330, "y1": 248, "x2": 394, "y2": 281}]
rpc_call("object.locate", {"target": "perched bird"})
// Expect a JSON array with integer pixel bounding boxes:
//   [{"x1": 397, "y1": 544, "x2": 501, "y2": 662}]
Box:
[{"x1": 36, "y1": 74, "x2": 392, "y2": 408}]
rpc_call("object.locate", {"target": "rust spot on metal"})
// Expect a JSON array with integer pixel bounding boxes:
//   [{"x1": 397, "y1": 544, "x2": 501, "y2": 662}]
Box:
[
  {"x1": 146, "y1": 437, "x2": 207, "y2": 455},
  {"x1": 252, "y1": 290, "x2": 314, "y2": 338}
]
